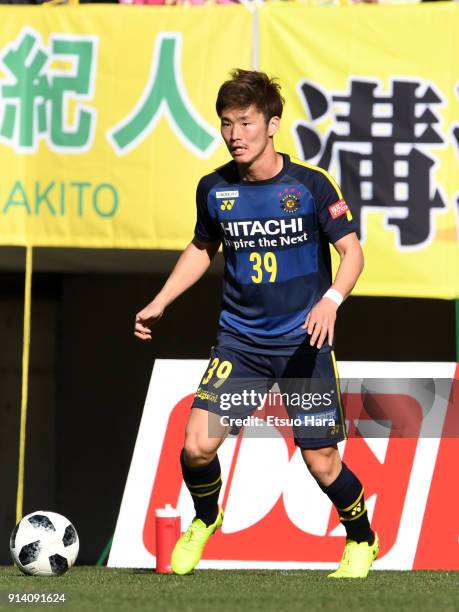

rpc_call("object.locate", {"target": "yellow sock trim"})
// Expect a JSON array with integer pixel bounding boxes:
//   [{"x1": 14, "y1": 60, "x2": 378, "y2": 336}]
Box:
[
  {"x1": 186, "y1": 475, "x2": 222, "y2": 489},
  {"x1": 340, "y1": 508, "x2": 367, "y2": 522},
  {"x1": 191, "y1": 484, "x2": 222, "y2": 498},
  {"x1": 337, "y1": 487, "x2": 364, "y2": 513}
]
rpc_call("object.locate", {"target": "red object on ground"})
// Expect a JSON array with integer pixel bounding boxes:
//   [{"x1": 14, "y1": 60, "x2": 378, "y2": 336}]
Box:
[{"x1": 155, "y1": 504, "x2": 181, "y2": 573}]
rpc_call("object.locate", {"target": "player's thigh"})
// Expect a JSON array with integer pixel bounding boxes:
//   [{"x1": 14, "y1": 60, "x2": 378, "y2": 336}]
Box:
[{"x1": 192, "y1": 345, "x2": 272, "y2": 434}]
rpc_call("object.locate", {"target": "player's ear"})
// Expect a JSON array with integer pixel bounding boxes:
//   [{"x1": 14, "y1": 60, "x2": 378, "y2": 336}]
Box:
[{"x1": 267, "y1": 116, "x2": 280, "y2": 137}]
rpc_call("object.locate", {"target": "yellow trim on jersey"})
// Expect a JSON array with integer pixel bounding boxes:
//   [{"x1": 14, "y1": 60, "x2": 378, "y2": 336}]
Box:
[
  {"x1": 338, "y1": 487, "x2": 364, "y2": 513},
  {"x1": 290, "y1": 156, "x2": 344, "y2": 200},
  {"x1": 291, "y1": 156, "x2": 354, "y2": 222},
  {"x1": 331, "y1": 350, "x2": 347, "y2": 440}
]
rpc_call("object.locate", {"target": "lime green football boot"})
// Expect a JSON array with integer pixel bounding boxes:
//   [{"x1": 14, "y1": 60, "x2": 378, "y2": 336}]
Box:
[
  {"x1": 171, "y1": 508, "x2": 224, "y2": 575},
  {"x1": 327, "y1": 532, "x2": 379, "y2": 579}
]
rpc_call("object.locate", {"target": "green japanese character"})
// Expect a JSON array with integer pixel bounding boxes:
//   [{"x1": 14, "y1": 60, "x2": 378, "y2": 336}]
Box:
[
  {"x1": 0, "y1": 28, "x2": 97, "y2": 152},
  {"x1": 0, "y1": 31, "x2": 50, "y2": 148},
  {"x1": 108, "y1": 33, "x2": 218, "y2": 158},
  {"x1": 49, "y1": 37, "x2": 97, "y2": 150}
]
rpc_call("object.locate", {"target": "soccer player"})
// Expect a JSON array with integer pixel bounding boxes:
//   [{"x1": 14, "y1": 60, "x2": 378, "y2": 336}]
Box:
[{"x1": 135, "y1": 70, "x2": 378, "y2": 578}]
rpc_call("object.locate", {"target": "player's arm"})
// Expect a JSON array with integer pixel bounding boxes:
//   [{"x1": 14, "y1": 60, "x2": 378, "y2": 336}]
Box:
[
  {"x1": 134, "y1": 238, "x2": 221, "y2": 342},
  {"x1": 302, "y1": 232, "x2": 364, "y2": 349}
]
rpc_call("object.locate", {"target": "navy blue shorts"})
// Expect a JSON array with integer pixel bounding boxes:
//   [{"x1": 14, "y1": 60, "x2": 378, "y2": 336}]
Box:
[{"x1": 193, "y1": 345, "x2": 346, "y2": 449}]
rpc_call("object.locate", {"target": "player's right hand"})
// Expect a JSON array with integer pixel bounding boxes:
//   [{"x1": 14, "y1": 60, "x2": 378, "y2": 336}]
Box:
[{"x1": 134, "y1": 300, "x2": 165, "y2": 342}]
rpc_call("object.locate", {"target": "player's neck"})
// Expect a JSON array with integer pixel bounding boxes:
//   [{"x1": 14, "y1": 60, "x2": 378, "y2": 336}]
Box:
[{"x1": 237, "y1": 150, "x2": 283, "y2": 182}]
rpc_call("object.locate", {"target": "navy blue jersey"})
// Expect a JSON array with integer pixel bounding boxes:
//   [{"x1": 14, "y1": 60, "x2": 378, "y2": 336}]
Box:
[{"x1": 194, "y1": 153, "x2": 358, "y2": 355}]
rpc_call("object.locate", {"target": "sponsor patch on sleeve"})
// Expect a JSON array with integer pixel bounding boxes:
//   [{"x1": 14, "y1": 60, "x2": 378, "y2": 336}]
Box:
[{"x1": 328, "y1": 199, "x2": 350, "y2": 220}]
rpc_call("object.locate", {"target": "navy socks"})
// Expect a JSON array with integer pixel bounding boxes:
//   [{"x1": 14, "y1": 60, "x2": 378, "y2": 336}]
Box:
[
  {"x1": 180, "y1": 449, "x2": 222, "y2": 527},
  {"x1": 321, "y1": 462, "x2": 374, "y2": 544}
]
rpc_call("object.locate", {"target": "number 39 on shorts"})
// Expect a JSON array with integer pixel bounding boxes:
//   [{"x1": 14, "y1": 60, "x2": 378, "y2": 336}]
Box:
[{"x1": 201, "y1": 357, "x2": 233, "y2": 388}]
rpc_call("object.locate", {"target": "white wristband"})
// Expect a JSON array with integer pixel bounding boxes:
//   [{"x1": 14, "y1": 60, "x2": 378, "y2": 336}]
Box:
[{"x1": 323, "y1": 288, "x2": 344, "y2": 307}]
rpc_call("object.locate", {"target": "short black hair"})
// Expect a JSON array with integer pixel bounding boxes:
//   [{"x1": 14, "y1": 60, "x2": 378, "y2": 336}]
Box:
[{"x1": 216, "y1": 69, "x2": 284, "y2": 124}]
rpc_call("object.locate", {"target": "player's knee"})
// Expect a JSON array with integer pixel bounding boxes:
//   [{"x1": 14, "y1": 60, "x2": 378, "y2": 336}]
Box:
[
  {"x1": 307, "y1": 462, "x2": 335, "y2": 484},
  {"x1": 183, "y1": 437, "x2": 217, "y2": 467},
  {"x1": 302, "y1": 447, "x2": 341, "y2": 486}
]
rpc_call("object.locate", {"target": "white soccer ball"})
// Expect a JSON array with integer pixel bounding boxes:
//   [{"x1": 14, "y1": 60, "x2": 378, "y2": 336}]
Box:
[{"x1": 10, "y1": 511, "x2": 79, "y2": 576}]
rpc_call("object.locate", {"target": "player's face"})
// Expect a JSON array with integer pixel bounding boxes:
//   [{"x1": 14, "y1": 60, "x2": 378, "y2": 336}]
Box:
[{"x1": 220, "y1": 105, "x2": 279, "y2": 166}]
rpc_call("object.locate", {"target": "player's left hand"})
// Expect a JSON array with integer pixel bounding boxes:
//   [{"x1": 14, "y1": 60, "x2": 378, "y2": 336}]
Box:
[{"x1": 301, "y1": 298, "x2": 339, "y2": 349}]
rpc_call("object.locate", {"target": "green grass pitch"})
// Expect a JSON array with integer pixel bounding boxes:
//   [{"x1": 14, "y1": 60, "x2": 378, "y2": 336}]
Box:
[{"x1": 0, "y1": 566, "x2": 458, "y2": 612}]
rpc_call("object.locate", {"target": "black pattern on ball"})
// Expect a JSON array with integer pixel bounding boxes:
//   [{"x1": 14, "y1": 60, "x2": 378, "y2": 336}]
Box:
[
  {"x1": 28, "y1": 514, "x2": 56, "y2": 531},
  {"x1": 62, "y1": 524, "x2": 77, "y2": 547},
  {"x1": 49, "y1": 554, "x2": 69, "y2": 575},
  {"x1": 10, "y1": 523, "x2": 19, "y2": 549},
  {"x1": 19, "y1": 541, "x2": 41, "y2": 565}
]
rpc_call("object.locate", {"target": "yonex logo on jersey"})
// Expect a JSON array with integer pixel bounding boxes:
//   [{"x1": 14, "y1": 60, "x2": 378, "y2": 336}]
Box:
[
  {"x1": 328, "y1": 199, "x2": 350, "y2": 220},
  {"x1": 220, "y1": 200, "x2": 235, "y2": 211},
  {"x1": 216, "y1": 190, "x2": 239, "y2": 199}
]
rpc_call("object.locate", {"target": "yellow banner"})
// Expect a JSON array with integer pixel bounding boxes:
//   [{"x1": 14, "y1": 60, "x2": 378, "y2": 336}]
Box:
[
  {"x1": 1, "y1": 4, "x2": 458, "y2": 298},
  {"x1": 260, "y1": 3, "x2": 459, "y2": 298},
  {"x1": 0, "y1": 5, "x2": 251, "y2": 249}
]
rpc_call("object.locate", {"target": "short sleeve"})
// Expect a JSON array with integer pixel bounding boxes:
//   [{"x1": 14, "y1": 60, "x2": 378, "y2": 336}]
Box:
[
  {"x1": 194, "y1": 178, "x2": 221, "y2": 243},
  {"x1": 314, "y1": 171, "x2": 358, "y2": 244}
]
